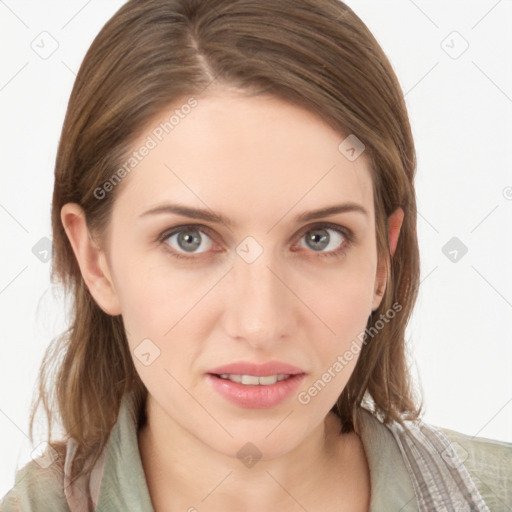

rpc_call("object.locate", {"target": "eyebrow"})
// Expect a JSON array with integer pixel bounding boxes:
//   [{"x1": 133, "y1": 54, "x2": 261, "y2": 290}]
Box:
[{"x1": 139, "y1": 202, "x2": 368, "y2": 227}]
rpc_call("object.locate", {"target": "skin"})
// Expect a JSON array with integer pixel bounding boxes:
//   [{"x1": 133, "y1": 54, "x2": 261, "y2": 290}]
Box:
[{"x1": 62, "y1": 88, "x2": 403, "y2": 511}]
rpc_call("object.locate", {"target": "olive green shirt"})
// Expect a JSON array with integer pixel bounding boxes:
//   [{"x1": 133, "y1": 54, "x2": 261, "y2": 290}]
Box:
[{"x1": 1, "y1": 391, "x2": 511, "y2": 511}]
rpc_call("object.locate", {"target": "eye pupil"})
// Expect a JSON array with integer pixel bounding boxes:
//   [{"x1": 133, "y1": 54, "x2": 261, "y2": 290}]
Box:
[{"x1": 306, "y1": 229, "x2": 329, "y2": 251}]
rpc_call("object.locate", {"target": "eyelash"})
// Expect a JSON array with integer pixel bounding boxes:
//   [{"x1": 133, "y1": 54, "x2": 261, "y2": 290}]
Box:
[{"x1": 156, "y1": 222, "x2": 354, "y2": 261}]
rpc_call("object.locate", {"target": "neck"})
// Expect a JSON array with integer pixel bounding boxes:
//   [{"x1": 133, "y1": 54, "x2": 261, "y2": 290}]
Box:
[{"x1": 137, "y1": 396, "x2": 368, "y2": 512}]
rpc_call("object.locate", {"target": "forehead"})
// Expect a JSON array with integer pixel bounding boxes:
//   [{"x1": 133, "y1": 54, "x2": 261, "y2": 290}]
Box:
[{"x1": 111, "y1": 91, "x2": 374, "y2": 226}]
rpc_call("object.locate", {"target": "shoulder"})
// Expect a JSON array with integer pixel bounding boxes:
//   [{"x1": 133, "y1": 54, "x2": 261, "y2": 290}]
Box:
[
  {"x1": 359, "y1": 404, "x2": 511, "y2": 510},
  {"x1": 437, "y1": 426, "x2": 512, "y2": 510},
  {"x1": 0, "y1": 444, "x2": 70, "y2": 512}
]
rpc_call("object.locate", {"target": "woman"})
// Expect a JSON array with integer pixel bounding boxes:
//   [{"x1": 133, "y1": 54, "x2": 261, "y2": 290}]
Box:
[{"x1": 1, "y1": 0, "x2": 510, "y2": 511}]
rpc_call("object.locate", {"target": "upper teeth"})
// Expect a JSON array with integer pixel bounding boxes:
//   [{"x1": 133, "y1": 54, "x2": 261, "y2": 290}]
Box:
[{"x1": 219, "y1": 374, "x2": 290, "y2": 385}]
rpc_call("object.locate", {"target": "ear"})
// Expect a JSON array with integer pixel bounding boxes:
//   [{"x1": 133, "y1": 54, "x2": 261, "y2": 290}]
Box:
[
  {"x1": 60, "y1": 203, "x2": 122, "y2": 316},
  {"x1": 372, "y1": 207, "x2": 404, "y2": 311},
  {"x1": 387, "y1": 207, "x2": 404, "y2": 257}
]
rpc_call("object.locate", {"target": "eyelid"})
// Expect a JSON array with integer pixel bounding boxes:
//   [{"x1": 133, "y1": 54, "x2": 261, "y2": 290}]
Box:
[
  {"x1": 158, "y1": 223, "x2": 215, "y2": 241},
  {"x1": 294, "y1": 221, "x2": 353, "y2": 242}
]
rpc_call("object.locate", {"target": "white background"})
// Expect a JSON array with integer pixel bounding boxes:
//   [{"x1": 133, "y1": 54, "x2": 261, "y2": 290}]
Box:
[{"x1": 1, "y1": 0, "x2": 511, "y2": 498}]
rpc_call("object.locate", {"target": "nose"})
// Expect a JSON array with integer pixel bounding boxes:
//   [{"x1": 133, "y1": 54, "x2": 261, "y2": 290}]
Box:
[{"x1": 221, "y1": 248, "x2": 296, "y2": 350}]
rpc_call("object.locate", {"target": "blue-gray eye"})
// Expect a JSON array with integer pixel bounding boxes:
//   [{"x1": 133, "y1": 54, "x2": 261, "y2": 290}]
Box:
[
  {"x1": 165, "y1": 228, "x2": 213, "y2": 254},
  {"x1": 301, "y1": 227, "x2": 345, "y2": 252}
]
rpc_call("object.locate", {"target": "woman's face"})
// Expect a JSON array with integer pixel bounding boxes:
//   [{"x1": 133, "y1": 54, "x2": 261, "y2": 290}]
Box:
[{"x1": 91, "y1": 90, "x2": 389, "y2": 458}]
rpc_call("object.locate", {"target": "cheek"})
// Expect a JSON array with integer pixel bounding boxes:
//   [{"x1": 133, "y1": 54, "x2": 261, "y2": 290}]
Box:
[
  {"x1": 326, "y1": 274, "x2": 373, "y2": 334},
  {"x1": 113, "y1": 263, "x2": 199, "y2": 392},
  {"x1": 112, "y1": 252, "x2": 218, "y2": 383},
  {"x1": 302, "y1": 251, "x2": 377, "y2": 388},
  {"x1": 314, "y1": 284, "x2": 372, "y2": 385},
  {"x1": 317, "y1": 254, "x2": 377, "y2": 334},
  {"x1": 295, "y1": 270, "x2": 375, "y2": 410},
  {"x1": 112, "y1": 250, "x2": 197, "y2": 335}
]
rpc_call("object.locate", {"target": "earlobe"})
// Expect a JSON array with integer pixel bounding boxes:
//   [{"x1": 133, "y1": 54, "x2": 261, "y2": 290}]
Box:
[
  {"x1": 60, "y1": 203, "x2": 122, "y2": 316},
  {"x1": 371, "y1": 207, "x2": 404, "y2": 311}
]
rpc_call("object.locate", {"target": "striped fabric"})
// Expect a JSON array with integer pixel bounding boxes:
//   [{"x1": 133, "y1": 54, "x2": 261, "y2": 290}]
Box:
[{"x1": 384, "y1": 417, "x2": 490, "y2": 511}]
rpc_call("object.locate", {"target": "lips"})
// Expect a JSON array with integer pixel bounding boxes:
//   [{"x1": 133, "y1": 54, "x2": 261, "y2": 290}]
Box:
[
  {"x1": 208, "y1": 361, "x2": 305, "y2": 377},
  {"x1": 206, "y1": 361, "x2": 307, "y2": 409}
]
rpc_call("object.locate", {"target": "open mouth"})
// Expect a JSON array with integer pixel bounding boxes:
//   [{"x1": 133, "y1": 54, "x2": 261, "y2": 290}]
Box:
[
  {"x1": 211, "y1": 373, "x2": 293, "y2": 385},
  {"x1": 206, "y1": 361, "x2": 306, "y2": 408}
]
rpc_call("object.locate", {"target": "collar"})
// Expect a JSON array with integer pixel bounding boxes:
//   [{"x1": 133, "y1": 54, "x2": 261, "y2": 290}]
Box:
[{"x1": 93, "y1": 391, "x2": 417, "y2": 511}]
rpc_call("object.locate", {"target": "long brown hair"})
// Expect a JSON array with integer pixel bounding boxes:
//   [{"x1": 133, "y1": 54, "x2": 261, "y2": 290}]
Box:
[{"x1": 30, "y1": 0, "x2": 422, "y2": 484}]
